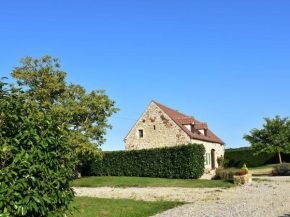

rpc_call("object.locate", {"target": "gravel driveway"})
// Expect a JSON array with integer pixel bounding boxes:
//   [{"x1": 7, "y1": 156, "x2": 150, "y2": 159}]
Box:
[{"x1": 74, "y1": 178, "x2": 290, "y2": 217}]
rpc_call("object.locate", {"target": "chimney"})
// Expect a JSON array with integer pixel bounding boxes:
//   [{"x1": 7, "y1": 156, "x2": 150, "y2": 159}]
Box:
[{"x1": 191, "y1": 122, "x2": 195, "y2": 133}]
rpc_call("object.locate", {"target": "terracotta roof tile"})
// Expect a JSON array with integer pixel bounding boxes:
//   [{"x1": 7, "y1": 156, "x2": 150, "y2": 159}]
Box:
[
  {"x1": 176, "y1": 117, "x2": 195, "y2": 125},
  {"x1": 153, "y1": 101, "x2": 224, "y2": 144},
  {"x1": 194, "y1": 123, "x2": 208, "y2": 130}
]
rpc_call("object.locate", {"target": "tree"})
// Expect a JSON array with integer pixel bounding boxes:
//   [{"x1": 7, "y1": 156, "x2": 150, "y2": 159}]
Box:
[
  {"x1": 10, "y1": 56, "x2": 119, "y2": 171},
  {"x1": 0, "y1": 79, "x2": 77, "y2": 216},
  {"x1": 243, "y1": 116, "x2": 290, "y2": 164}
]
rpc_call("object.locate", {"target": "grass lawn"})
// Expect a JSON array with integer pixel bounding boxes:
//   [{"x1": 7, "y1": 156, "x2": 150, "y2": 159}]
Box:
[
  {"x1": 248, "y1": 164, "x2": 276, "y2": 170},
  {"x1": 71, "y1": 197, "x2": 185, "y2": 217},
  {"x1": 252, "y1": 178, "x2": 271, "y2": 182},
  {"x1": 71, "y1": 176, "x2": 233, "y2": 188}
]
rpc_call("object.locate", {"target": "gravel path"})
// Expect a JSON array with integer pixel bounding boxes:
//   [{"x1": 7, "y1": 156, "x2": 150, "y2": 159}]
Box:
[
  {"x1": 154, "y1": 180, "x2": 290, "y2": 217},
  {"x1": 249, "y1": 168, "x2": 273, "y2": 175},
  {"x1": 74, "y1": 178, "x2": 290, "y2": 217},
  {"x1": 74, "y1": 186, "x2": 226, "y2": 202}
]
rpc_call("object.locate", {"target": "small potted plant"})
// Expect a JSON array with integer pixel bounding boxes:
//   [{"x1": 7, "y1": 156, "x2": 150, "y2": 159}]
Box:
[{"x1": 233, "y1": 164, "x2": 252, "y2": 184}]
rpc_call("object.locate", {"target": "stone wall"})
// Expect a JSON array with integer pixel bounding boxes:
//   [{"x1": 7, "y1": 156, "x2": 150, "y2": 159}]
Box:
[
  {"x1": 125, "y1": 102, "x2": 190, "y2": 150},
  {"x1": 190, "y1": 139, "x2": 225, "y2": 170}
]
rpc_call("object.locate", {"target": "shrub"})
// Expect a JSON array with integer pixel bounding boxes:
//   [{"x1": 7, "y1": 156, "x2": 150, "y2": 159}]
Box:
[
  {"x1": 217, "y1": 156, "x2": 229, "y2": 169},
  {"x1": 88, "y1": 144, "x2": 205, "y2": 179},
  {"x1": 225, "y1": 147, "x2": 290, "y2": 167},
  {"x1": 235, "y1": 171, "x2": 246, "y2": 176},
  {"x1": 273, "y1": 163, "x2": 290, "y2": 176},
  {"x1": 0, "y1": 81, "x2": 77, "y2": 216},
  {"x1": 215, "y1": 168, "x2": 240, "y2": 180},
  {"x1": 241, "y1": 163, "x2": 249, "y2": 174}
]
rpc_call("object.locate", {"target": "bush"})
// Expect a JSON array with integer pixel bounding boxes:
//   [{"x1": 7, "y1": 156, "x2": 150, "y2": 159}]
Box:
[
  {"x1": 273, "y1": 163, "x2": 290, "y2": 176},
  {"x1": 241, "y1": 163, "x2": 249, "y2": 174},
  {"x1": 88, "y1": 144, "x2": 205, "y2": 179},
  {"x1": 215, "y1": 168, "x2": 240, "y2": 180},
  {"x1": 217, "y1": 156, "x2": 229, "y2": 169},
  {"x1": 0, "y1": 81, "x2": 77, "y2": 216},
  {"x1": 225, "y1": 147, "x2": 290, "y2": 167}
]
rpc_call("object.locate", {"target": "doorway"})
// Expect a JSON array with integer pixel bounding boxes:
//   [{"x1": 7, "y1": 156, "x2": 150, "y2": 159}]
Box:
[{"x1": 211, "y1": 149, "x2": 216, "y2": 170}]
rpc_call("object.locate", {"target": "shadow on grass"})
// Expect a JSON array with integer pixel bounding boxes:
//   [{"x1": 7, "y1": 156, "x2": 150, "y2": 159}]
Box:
[{"x1": 226, "y1": 179, "x2": 234, "y2": 184}]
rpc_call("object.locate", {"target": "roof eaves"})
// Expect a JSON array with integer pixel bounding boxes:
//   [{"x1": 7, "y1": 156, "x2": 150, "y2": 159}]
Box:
[{"x1": 190, "y1": 134, "x2": 224, "y2": 144}]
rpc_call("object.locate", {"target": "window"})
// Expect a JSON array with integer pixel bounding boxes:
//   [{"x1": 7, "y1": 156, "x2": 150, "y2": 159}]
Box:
[
  {"x1": 154, "y1": 125, "x2": 156, "y2": 130},
  {"x1": 139, "y1": 129, "x2": 143, "y2": 138}
]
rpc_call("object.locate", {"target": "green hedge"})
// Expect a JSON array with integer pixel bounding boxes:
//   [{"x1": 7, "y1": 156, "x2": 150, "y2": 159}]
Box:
[
  {"x1": 88, "y1": 144, "x2": 205, "y2": 179},
  {"x1": 225, "y1": 148, "x2": 290, "y2": 167}
]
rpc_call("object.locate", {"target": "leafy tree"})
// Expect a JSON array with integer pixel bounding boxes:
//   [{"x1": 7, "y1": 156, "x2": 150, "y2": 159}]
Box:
[
  {"x1": 10, "y1": 56, "x2": 119, "y2": 171},
  {"x1": 0, "y1": 79, "x2": 77, "y2": 216},
  {"x1": 243, "y1": 116, "x2": 290, "y2": 164}
]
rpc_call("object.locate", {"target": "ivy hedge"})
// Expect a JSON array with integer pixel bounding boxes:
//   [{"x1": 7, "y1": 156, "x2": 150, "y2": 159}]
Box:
[
  {"x1": 225, "y1": 147, "x2": 290, "y2": 167},
  {"x1": 87, "y1": 144, "x2": 205, "y2": 179}
]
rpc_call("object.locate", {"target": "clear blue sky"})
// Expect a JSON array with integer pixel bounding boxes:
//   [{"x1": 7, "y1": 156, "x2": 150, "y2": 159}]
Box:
[{"x1": 1, "y1": 1, "x2": 289, "y2": 151}]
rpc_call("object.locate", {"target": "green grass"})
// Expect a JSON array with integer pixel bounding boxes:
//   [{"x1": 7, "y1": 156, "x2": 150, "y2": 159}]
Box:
[
  {"x1": 248, "y1": 164, "x2": 276, "y2": 170},
  {"x1": 71, "y1": 197, "x2": 185, "y2": 217},
  {"x1": 252, "y1": 178, "x2": 271, "y2": 182},
  {"x1": 71, "y1": 176, "x2": 233, "y2": 188}
]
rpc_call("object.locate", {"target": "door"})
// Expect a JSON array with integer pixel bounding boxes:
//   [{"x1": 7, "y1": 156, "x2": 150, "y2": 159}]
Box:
[{"x1": 211, "y1": 149, "x2": 216, "y2": 170}]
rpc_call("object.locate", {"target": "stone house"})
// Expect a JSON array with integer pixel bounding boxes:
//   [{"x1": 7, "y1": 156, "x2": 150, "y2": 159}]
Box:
[{"x1": 124, "y1": 101, "x2": 225, "y2": 170}]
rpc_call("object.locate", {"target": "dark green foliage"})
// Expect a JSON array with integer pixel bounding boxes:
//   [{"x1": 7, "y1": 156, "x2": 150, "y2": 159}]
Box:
[
  {"x1": 10, "y1": 56, "x2": 119, "y2": 166},
  {"x1": 243, "y1": 116, "x2": 290, "y2": 163},
  {"x1": 273, "y1": 163, "x2": 290, "y2": 176},
  {"x1": 216, "y1": 156, "x2": 229, "y2": 169},
  {"x1": 225, "y1": 148, "x2": 290, "y2": 168},
  {"x1": 0, "y1": 80, "x2": 77, "y2": 216},
  {"x1": 88, "y1": 144, "x2": 205, "y2": 179}
]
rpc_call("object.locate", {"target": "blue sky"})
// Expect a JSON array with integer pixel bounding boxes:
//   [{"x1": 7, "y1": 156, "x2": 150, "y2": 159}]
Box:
[{"x1": 1, "y1": 1, "x2": 289, "y2": 151}]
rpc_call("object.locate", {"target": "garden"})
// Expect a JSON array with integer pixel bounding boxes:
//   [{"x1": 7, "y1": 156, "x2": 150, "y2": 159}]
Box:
[{"x1": 1, "y1": 56, "x2": 290, "y2": 217}]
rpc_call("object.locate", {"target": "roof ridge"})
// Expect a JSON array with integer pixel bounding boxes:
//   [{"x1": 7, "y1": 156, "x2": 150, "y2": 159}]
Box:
[{"x1": 152, "y1": 101, "x2": 187, "y2": 117}]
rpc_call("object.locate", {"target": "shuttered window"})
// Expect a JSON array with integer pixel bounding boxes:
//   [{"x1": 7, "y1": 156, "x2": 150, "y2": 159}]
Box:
[{"x1": 206, "y1": 153, "x2": 211, "y2": 165}]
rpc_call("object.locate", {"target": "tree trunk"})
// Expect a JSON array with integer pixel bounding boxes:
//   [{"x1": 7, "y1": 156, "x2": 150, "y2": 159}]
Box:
[
  {"x1": 278, "y1": 151, "x2": 282, "y2": 164},
  {"x1": 75, "y1": 166, "x2": 82, "y2": 178}
]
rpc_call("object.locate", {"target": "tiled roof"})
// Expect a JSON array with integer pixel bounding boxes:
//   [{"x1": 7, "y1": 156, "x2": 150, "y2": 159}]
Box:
[
  {"x1": 176, "y1": 117, "x2": 195, "y2": 125},
  {"x1": 195, "y1": 123, "x2": 208, "y2": 130},
  {"x1": 153, "y1": 101, "x2": 224, "y2": 144}
]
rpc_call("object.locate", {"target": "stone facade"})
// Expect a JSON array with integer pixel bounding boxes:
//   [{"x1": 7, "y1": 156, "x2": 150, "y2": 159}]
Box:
[
  {"x1": 125, "y1": 102, "x2": 190, "y2": 150},
  {"x1": 124, "y1": 101, "x2": 225, "y2": 170},
  {"x1": 190, "y1": 139, "x2": 225, "y2": 171}
]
